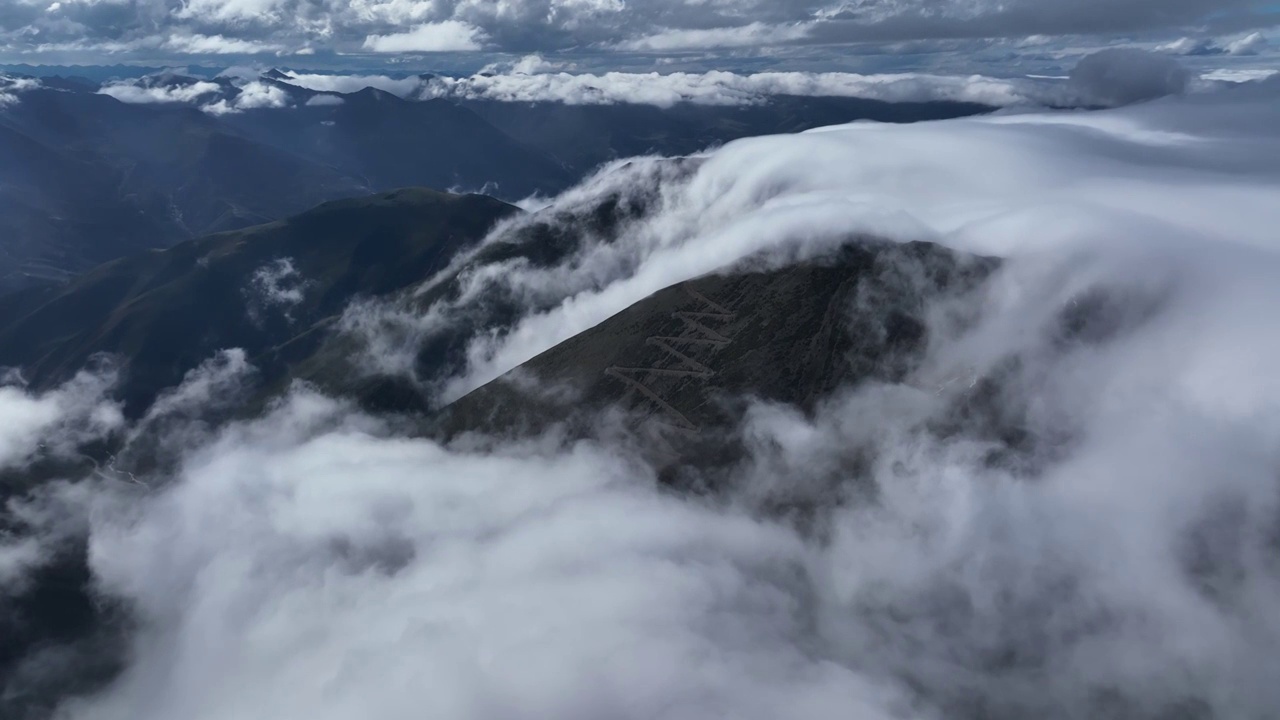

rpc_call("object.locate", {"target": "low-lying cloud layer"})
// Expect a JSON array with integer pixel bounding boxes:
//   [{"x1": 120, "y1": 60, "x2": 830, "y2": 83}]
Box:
[
  {"x1": 74, "y1": 50, "x2": 1246, "y2": 114},
  {"x1": 4, "y1": 72, "x2": 1280, "y2": 720},
  {"x1": 413, "y1": 68, "x2": 1060, "y2": 107},
  {"x1": 97, "y1": 78, "x2": 223, "y2": 105},
  {"x1": 88, "y1": 66, "x2": 1053, "y2": 112},
  {"x1": 95, "y1": 75, "x2": 293, "y2": 114}
]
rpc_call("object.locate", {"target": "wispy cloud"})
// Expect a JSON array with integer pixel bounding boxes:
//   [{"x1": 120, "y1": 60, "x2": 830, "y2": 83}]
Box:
[
  {"x1": 0, "y1": 74, "x2": 39, "y2": 105},
  {"x1": 98, "y1": 79, "x2": 223, "y2": 104},
  {"x1": 0, "y1": 367, "x2": 123, "y2": 471}
]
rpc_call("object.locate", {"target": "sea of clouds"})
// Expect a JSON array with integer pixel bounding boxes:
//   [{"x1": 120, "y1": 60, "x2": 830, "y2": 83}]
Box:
[{"x1": 2, "y1": 70, "x2": 1280, "y2": 719}]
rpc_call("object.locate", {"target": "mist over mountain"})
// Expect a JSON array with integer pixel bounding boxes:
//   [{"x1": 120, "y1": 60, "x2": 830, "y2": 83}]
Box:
[{"x1": 0, "y1": 41, "x2": 1278, "y2": 720}]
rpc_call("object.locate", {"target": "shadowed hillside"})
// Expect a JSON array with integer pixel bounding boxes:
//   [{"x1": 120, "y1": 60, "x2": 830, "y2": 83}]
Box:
[{"x1": 0, "y1": 189, "x2": 517, "y2": 416}]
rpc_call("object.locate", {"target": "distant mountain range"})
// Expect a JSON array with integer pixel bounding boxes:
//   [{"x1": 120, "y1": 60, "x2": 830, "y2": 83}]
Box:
[
  {"x1": 0, "y1": 70, "x2": 992, "y2": 292},
  {"x1": 456, "y1": 95, "x2": 998, "y2": 177}
]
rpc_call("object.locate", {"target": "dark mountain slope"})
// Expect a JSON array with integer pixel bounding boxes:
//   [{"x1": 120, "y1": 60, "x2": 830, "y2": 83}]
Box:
[
  {"x1": 458, "y1": 95, "x2": 994, "y2": 175},
  {"x1": 223, "y1": 88, "x2": 574, "y2": 198},
  {"x1": 0, "y1": 87, "x2": 370, "y2": 291},
  {"x1": 0, "y1": 118, "x2": 178, "y2": 289},
  {"x1": 0, "y1": 80, "x2": 575, "y2": 289},
  {"x1": 275, "y1": 167, "x2": 690, "y2": 412},
  {"x1": 439, "y1": 241, "x2": 998, "y2": 457},
  {"x1": 1, "y1": 87, "x2": 369, "y2": 231},
  {"x1": 0, "y1": 189, "x2": 516, "y2": 415}
]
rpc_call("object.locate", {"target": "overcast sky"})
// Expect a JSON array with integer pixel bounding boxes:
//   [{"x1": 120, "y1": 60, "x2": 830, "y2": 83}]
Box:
[{"x1": 0, "y1": 0, "x2": 1276, "y2": 71}]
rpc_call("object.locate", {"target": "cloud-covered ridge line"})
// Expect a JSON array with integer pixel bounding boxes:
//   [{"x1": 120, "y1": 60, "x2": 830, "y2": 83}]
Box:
[
  {"x1": 275, "y1": 51, "x2": 1225, "y2": 109},
  {"x1": 94, "y1": 75, "x2": 295, "y2": 114},
  {"x1": 76, "y1": 50, "x2": 1225, "y2": 116},
  {"x1": 97, "y1": 78, "x2": 223, "y2": 105},
  {"x1": 272, "y1": 64, "x2": 1068, "y2": 108},
  {"x1": 331, "y1": 69, "x2": 1280, "y2": 405},
  {"x1": 412, "y1": 67, "x2": 1059, "y2": 107},
  {"x1": 88, "y1": 64, "x2": 1070, "y2": 112}
]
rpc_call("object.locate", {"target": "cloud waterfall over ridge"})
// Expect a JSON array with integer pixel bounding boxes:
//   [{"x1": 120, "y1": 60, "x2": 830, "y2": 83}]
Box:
[
  {"x1": 347, "y1": 74, "x2": 1278, "y2": 403},
  {"x1": 3, "y1": 77, "x2": 1280, "y2": 719}
]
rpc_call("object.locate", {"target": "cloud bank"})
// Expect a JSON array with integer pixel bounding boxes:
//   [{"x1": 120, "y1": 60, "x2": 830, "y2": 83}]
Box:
[
  {"x1": 279, "y1": 50, "x2": 1210, "y2": 108},
  {"x1": 83, "y1": 65, "x2": 1070, "y2": 112},
  {"x1": 53, "y1": 50, "x2": 1225, "y2": 117},
  {"x1": 201, "y1": 80, "x2": 292, "y2": 114},
  {"x1": 363, "y1": 21, "x2": 488, "y2": 52},
  {"x1": 97, "y1": 78, "x2": 223, "y2": 104},
  {"x1": 340, "y1": 71, "x2": 1277, "y2": 403},
  {"x1": 271, "y1": 51, "x2": 1213, "y2": 108},
  {"x1": 412, "y1": 67, "x2": 1063, "y2": 107}
]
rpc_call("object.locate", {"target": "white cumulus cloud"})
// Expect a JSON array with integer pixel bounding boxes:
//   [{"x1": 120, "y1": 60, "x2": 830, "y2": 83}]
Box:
[
  {"x1": 202, "y1": 80, "x2": 293, "y2": 114},
  {"x1": 98, "y1": 79, "x2": 223, "y2": 104},
  {"x1": 362, "y1": 20, "x2": 487, "y2": 52},
  {"x1": 162, "y1": 33, "x2": 288, "y2": 55}
]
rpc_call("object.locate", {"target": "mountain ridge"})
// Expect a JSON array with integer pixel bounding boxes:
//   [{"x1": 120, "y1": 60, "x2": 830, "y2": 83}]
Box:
[{"x1": 0, "y1": 188, "x2": 518, "y2": 416}]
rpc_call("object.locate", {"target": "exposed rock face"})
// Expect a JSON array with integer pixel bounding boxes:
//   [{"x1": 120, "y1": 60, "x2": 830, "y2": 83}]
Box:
[{"x1": 438, "y1": 240, "x2": 999, "y2": 476}]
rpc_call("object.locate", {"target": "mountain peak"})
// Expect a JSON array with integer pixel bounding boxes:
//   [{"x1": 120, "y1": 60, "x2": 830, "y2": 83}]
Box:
[{"x1": 348, "y1": 86, "x2": 402, "y2": 103}]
